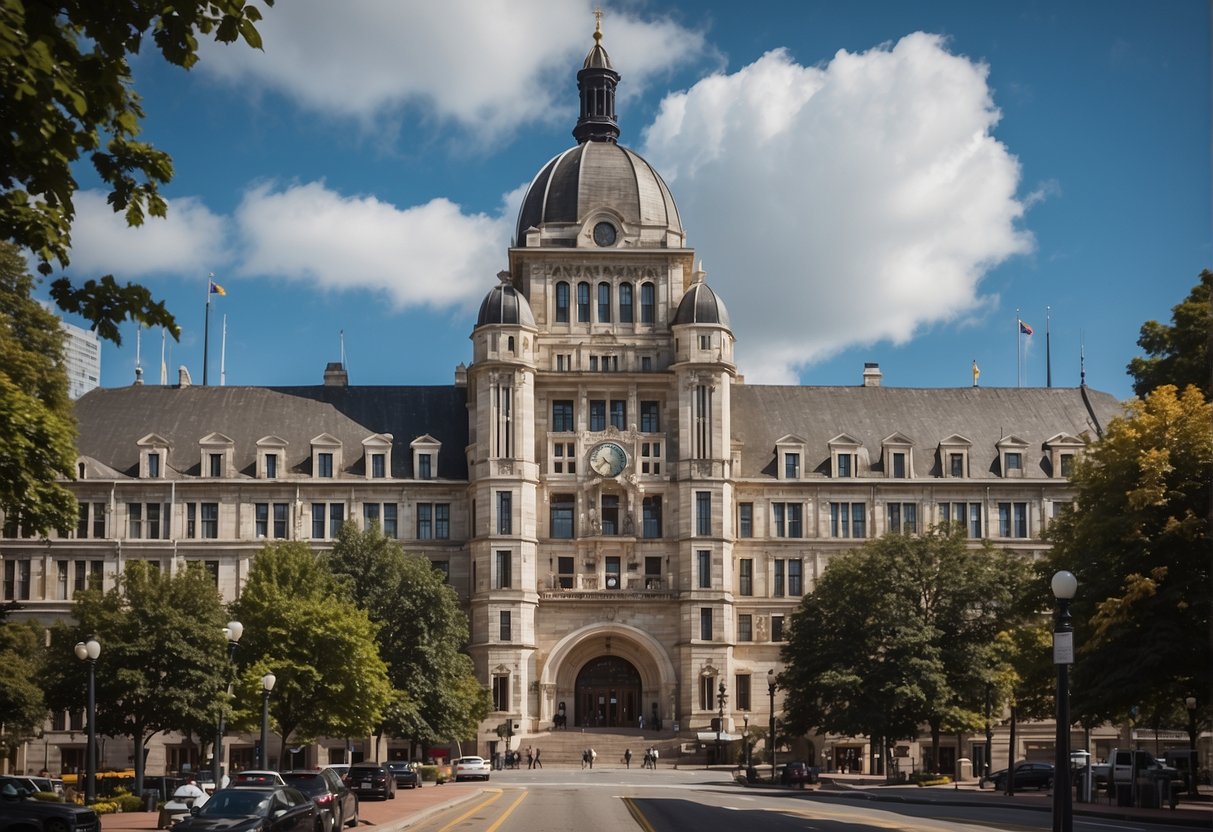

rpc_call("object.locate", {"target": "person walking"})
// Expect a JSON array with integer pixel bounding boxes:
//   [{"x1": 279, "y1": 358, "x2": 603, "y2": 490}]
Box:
[
  {"x1": 526, "y1": 746, "x2": 534, "y2": 769},
  {"x1": 533, "y1": 748, "x2": 542, "y2": 768},
  {"x1": 582, "y1": 749, "x2": 589, "y2": 769},
  {"x1": 651, "y1": 746, "x2": 659, "y2": 768},
  {"x1": 624, "y1": 749, "x2": 632, "y2": 769},
  {"x1": 590, "y1": 748, "x2": 597, "y2": 769}
]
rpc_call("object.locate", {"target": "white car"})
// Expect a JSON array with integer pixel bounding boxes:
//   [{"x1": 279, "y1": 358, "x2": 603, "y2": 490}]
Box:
[
  {"x1": 227, "y1": 770, "x2": 287, "y2": 787},
  {"x1": 454, "y1": 757, "x2": 490, "y2": 782}
]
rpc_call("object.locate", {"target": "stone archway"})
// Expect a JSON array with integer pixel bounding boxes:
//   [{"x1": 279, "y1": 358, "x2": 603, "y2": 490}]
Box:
[{"x1": 575, "y1": 655, "x2": 641, "y2": 727}]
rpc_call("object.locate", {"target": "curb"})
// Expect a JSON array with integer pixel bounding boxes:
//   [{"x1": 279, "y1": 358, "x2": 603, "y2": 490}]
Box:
[{"x1": 374, "y1": 788, "x2": 488, "y2": 832}]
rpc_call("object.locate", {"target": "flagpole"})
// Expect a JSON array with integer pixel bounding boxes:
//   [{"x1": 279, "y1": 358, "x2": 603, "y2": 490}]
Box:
[
  {"x1": 220, "y1": 314, "x2": 228, "y2": 387},
  {"x1": 160, "y1": 328, "x2": 168, "y2": 385},
  {"x1": 1015, "y1": 308, "x2": 1021, "y2": 388},
  {"x1": 203, "y1": 273, "x2": 212, "y2": 386},
  {"x1": 1046, "y1": 306, "x2": 1052, "y2": 388}
]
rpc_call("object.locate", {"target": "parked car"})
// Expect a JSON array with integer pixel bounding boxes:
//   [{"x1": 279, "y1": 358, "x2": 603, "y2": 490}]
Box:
[
  {"x1": 229, "y1": 771, "x2": 287, "y2": 788},
  {"x1": 385, "y1": 762, "x2": 421, "y2": 790},
  {"x1": 779, "y1": 761, "x2": 817, "y2": 787},
  {"x1": 281, "y1": 770, "x2": 358, "y2": 832},
  {"x1": 982, "y1": 761, "x2": 1054, "y2": 791},
  {"x1": 320, "y1": 765, "x2": 349, "y2": 782},
  {"x1": 175, "y1": 786, "x2": 316, "y2": 832},
  {"x1": 344, "y1": 763, "x2": 395, "y2": 801},
  {"x1": 0, "y1": 780, "x2": 100, "y2": 832},
  {"x1": 453, "y1": 757, "x2": 491, "y2": 783}
]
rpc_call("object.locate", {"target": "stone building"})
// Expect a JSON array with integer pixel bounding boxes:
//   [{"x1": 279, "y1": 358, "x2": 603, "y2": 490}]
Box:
[{"x1": 2, "y1": 26, "x2": 1124, "y2": 777}]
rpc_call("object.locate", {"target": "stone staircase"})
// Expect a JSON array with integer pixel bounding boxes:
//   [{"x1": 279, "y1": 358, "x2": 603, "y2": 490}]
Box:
[{"x1": 509, "y1": 727, "x2": 691, "y2": 768}]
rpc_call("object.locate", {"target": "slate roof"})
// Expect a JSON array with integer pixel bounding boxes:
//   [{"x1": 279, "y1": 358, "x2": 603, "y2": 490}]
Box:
[
  {"x1": 73, "y1": 385, "x2": 469, "y2": 480},
  {"x1": 729, "y1": 384, "x2": 1123, "y2": 479}
]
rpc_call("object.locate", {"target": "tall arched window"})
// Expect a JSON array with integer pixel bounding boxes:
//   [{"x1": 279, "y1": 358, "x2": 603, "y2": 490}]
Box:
[
  {"x1": 555, "y1": 281, "x2": 570, "y2": 323},
  {"x1": 598, "y1": 282, "x2": 612, "y2": 322},
  {"x1": 577, "y1": 282, "x2": 591, "y2": 322},
  {"x1": 640, "y1": 282, "x2": 655, "y2": 324},
  {"x1": 619, "y1": 282, "x2": 633, "y2": 323}
]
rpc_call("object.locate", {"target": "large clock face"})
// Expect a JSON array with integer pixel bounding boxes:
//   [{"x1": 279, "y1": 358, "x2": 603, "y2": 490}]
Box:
[
  {"x1": 593, "y1": 221, "x2": 617, "y2": 247},
  {"x1": 588, "y1": 441, "x2": 628, "y2": 477}
]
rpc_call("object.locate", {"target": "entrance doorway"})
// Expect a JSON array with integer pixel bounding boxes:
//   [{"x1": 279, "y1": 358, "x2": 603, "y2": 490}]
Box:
[{"x1": 575, "y1": 656, "x2": 641, "y2": 728}]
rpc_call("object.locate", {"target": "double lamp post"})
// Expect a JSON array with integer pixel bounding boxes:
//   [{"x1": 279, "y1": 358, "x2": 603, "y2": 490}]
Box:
[{"x1": 73, "y1": 638, "x2": 101, "y2": 804}]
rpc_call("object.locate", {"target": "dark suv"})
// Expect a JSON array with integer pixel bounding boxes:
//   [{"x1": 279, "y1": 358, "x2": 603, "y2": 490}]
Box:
[
  {"x1": 385, "y1": 762, "x2": 420, "y2": 789},
  {"x1": 281, "y1": 769, "x2": 358, "y2": 831},
  {"x1": 345, "y1": 763, "x2": 395, "y2": 801}
]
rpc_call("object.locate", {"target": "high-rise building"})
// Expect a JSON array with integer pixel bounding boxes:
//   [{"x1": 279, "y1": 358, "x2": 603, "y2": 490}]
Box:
[{"x1": 59, "y1": 319, "x2": 101, "y2": 400}]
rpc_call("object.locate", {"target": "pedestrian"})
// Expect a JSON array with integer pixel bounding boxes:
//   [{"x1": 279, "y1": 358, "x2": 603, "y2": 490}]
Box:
[
  {"x1": 582, "y1": 749, "x2": 589, "y2": 769},
  {"x1": 526, "y1": 746, "x2": 533, "y2": 769},
  {"x1": 624, "y1": 749, "x2": 632, "y2": 769},
  {"x1": 534, "y1": 748, "x2": 542, "y2": 768},
  {"x1": 590, "y1": 748, "x2": 597, "y2": 769},
  {"x1": 651, "y1": 746, "x2": 659, "y2": 768},
  {"x1": 638, "y1": 715, "x2": 644, "y2": 730}
]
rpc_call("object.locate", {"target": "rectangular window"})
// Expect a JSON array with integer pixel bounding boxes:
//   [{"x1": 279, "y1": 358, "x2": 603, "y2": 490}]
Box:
[
  {"x1": 499, "y1": 611, "x2": 511, "y2": 641},
  {"x1": 329, "y1": 503, "x2": 344, "y2": 536},
  {"x1": 435, "y1": 503, "x2": 449, "y2": 539},
  {"x1": 609, "y1": 399, "x2": 626, "y2": 430},
  {"x1": 265, "y1": 453, "x2": 278, "y2": 479},
  {"x1": 273, "y1": 503, "x2": 289, "y2": 539},
  {"x1": 829, "y1": 502, "x2": 867, "y2": 538},
  {"x1": 363, "y1": 503, "x2": 380, "y2": 529},
  {"x1": 418, "y1": 453, "x2": 432, "y2": 479},
  {"x1": 892, "y1": 451, "x2": 907, "y2": 478},
  {"x1": 640, "y1": 401, "x2": 660, "y2": 432},
  {"x1": 605, "y1": 556, "x2": 621, "y2": 589},
  {"x1": 201, "y1": 502, "x2": 218, "y2": 539},
  {"x1": 600, "y1": 494, "x2": 619, "y2": 535},
  {"x1": 128, "y1": 503, "x2": 142, "y2": 539},
  {"x1": 738, "y1": 614, "x2": 753, "y2": 642},
  {"x1": 312, "y1": 504, "x2": 325, "y2": 538},
  {"x1": 255, "y1": 503, "x2": 269, "y2": 538},
  {"x1": 738, "y1": 503, "x2": 753, "y2": 538},
  {"x1": 552, "y1": 400, "x2": 574, "y2": 432},
  {"x1": 642, "y1": 495, "x2": 662, "y2": 538},
  {"x1": 597, "y1": 282, "x2": 611, "y2": 322},
  {"x1": 1060, "y1": 453, "x2": 1074, "y2": 477},
  {"x1": 698, "y1": 334, "x2": 711, "y2": 350},
  {"x1": 619, "y1": 282, "x2": 633, "y2": 322},
  {"x1": 493, "y1": 675, "x2": 510, "y2": 712},
  {"x1": 2, "y1": 560, "x2": 30, "y2": 601},
  {"x1": 148, "y1": 452, "x2": 161, "y2": 478},
  {"x1": 696, "y1": 491, "x2": 711, "y2": 536},
  {"x1": 887, "y1": 502, "x2": 918, "y2": 534},
  {"x1": 772, "y1": 503, "x2": 785, "y2": 538},
  {"x1": 552, "y1": 441, "x2": 577, "y2": 474},
  {"x1": 644, "y1": 556, "x2": 662, "y2": 589},
  {"x1": 557, "y1": 556, "x2": 575, "y2": 589},
  {"x1": 148, "y1": 503, "x2": 162, "y2": 539},
  {"x1": 318, "y1": 452, "x2": 334, "y2": 478},
  {"x1": 784, "y1": 452, "x2": 800, "y2": 479},
  {"x1": 773, "y1": 559, "x2": 785, "y2": 597},
  {"x1": 57, "y1": 560, "x2": 67, "y2": 599},
  {"x1": 786, "y1": 503, "x2": 802, "y2": 537},
  {"x1": 383, "y1": 504, "x2": 397, "y2": 538},
  {"x1": 998, "y1": 502, "x2": 1029, "y2": 538},
  {"x1": 186, "y1": 502, "x2": 197, "y2": 538},
  {"x1": 697, "y1": 549, "x2": 711, "y2": 589},
  {"x1": 550, "y1": 495, "x2": 575, "y2": 539},
  {"x1": 77, "y1": 504, "x2": 89, "y2": 538},
  {"x1": 209, "y1": 453, "x2": 223, "y2": 477},
  {"x1": 640, "y1": 282, "x2": 655, "y2": 323},
  {"x1": 699, "y1": 607, "x2": 713, "y2": 641},
  {"x1": 788, "y1": 559, "x2": 803, "y2": 595},
  {"x1": 417, "y1": 503, "x2": 433, "y2": 539},
  {"x1": 949, "y1": 453, "x2": 964, "y2": 478},
  {"x1": 739, "y1": 559, "x2": 753, "y2": 596},
  {"x1": 497, "y1": 491, "x2": 512, "y2": 534},
  {"x1": 837, "y1": 453, "x2": 853, "y2": 478},
  {"x1": 555, "y1": 281, "x2": 570, "y2": 323},
  {"x1": 92, "y1": 502, "x2": 105, "y2": 538},
  {"x1": 771, "y1": 614, "x2": 785, "y2": 642},
  {"x1": 736, "y1": 674, "x2": 752, "y2": 711},
  {"x1": 1005, "y1": 452, "x2": 1022, "y2": 473},
  {"x1": 589, "y1": 400, "x2": 606, "y2": 432},
  {"x1": 371, "y1": 453, "x2": 386, "y2": 478},
  {"x1": 496, "y1": 550, "x2": 512, "y2": 589},
  {"x1": 641, "y1": 441, "x2": 661, "y2": 475}
]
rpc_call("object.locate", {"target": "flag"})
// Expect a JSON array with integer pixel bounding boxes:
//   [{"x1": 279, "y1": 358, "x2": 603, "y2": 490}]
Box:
[
  {"x1": 1019, "y1": 320, "x2": 1033, "y2": 336},
  {"x1": 972, "y1": 360, "x2": 980, "y2": 386},
  {"x1": 209, "y1": 280, "x2": 226, "y2": 296}
]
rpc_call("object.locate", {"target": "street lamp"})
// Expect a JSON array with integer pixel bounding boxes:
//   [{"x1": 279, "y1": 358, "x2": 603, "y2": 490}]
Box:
[
  {"x1": 716, "y1": 680, "x2": 728, "y2": 768},
  {"x1": 73, "y1": 638, "x2": 101, "y2": 804},
  {"x1": 1186, "y1": 696, "x2": 1198, "y2": 793},
  {"x1": 985, "y1": 681, "x2": 994, "y2": 779},
  {"x1": 1051, "y1": 570, "x2": 1077, "y2": 832},
  {"x1": 768, "y1": 669, "x2": 777, "y2": 781},
  {"x1": 214, "y1": 620, "x2": 244, "y2": 786},
  {"x1": 260, "y1": 673, "x2": 276, "y2": 770},
  {"x1": 743, "y1": 713, "x2": 750, "y2": 769}
]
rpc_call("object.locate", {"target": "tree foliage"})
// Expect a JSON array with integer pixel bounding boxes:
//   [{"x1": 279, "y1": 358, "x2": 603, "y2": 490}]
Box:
[
  {"x1": 41, "y1": 561, "x2": 229, "y2": 791},
  {"x1": 229, "y1": 542, "x2": 392, "y2": 762},
  {"x1": 0, "y1": 615, "x2": 47, "y2": 757},
  {"x1": 1044, "y1": 384, "x2": 1212, "y2": 727},
  {"x1": 781, "y1": 528, "x2": 1034, "y2": 769},
  {"x1": 0, "y1": 241, "x2": 77, "y2": 536},
  {"x1": 325, "y1": 524, "x2": 489, "y2": 746},
  {"x1": 1128, "y1": 270, "x2": 1212, "y2": 399}
]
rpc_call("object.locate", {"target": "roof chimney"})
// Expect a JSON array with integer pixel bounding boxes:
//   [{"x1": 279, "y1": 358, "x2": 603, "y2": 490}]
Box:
[
  {"x1": 324, "y1": 362, "x2": 349, "y2": 387},
  {"x1": 178, "y1": 366, "x2": 192, "y2": 387},
  {"x1": 862, "y1": 362, "x2": 882, "y2": 387}
]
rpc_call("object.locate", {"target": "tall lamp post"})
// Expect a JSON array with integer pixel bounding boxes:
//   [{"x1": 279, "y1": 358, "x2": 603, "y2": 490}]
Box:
[
  {"x1": 260, "y1": 673, "x2": 276, "y2": 770},
  {"x1": 1185, "y1": 696, "x2": 1198, "y2": 794},
  {"x1": 213, "y1": 620, "x2": 244, "y2": 786},
  {"x1": 984, "y1": 681, "x2": 994, "y2": 779},
  {"x1": 73, "y1": 638, "x2": 101, "y2": 804},
  {"x1": 715, "y1": 680, "x2": 728, "y2": 767},
  {"x1": 1051, "y1": 571, "x2": 1077, "y2": 832},
  {"x1": 743, "y1": 713, "x2": 750, "y2": 769},
  {"x1": 768, "y1": 669, "x2": 777, "y2": 781}
]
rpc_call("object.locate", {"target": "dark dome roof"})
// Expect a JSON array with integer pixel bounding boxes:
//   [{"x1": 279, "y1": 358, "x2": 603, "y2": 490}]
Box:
[
  {"x1": 515, "y1": 141, "x2": 682, "y2": 244},
  {"x1": 672, "y1": 279, "x2": 731, "y2": 329},
  {"x1": 476, "y1": 279, "x2": 535, "y2": 328}
]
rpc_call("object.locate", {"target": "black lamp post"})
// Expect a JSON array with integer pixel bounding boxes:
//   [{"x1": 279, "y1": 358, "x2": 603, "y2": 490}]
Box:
[
  {"x1": 1051, "y1": 570, "x2": 1077, "y2": 832},
  {"x1": 984, "y1": 681, "x2": 994, "y2": 779},
  {"x1": 260, "y1": 672, "x2": 276, "y2": 770},
  {"x1": 715, "y1": 680, "x2": 728, "y2": 767},
  {"x1": 743, "y1": 713, "x2": 750, "y2": 769},
  {"x1": 768, "y1": 669, "x2": 777, "y2": 780},
  {"x1": 73, "y1": 638, "x2": 101, "y2": 804},
  {"x1": 1186, "y1": 696, "x2": 1198, "y2": 793},
  {"x1": 213, "y1": 620, "x2": 244, "y2": 786}
]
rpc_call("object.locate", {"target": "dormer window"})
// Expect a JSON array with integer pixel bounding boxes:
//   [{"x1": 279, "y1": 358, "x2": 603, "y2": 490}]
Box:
[
  {"x1": 829, "y1": 434, "x2": 863, "y2": 478},
  {"x1": 199, "y1": 433, "x2": 234, "y2": 479},
  {"x1": 137, "y1": 433, "x2": 171, "y2": 479},
  {"x1": 411, "y1": 435, "x2": 442, "y2": 480},
  {"x1": 317, "y1": 453, "x2": 334, "y2": 478},
  {"x1": 148, "y1": 453, "x2": 161, "y2": 478},
  {"x1": 997, "y1": 435, "x2": 1030, "y2": 478},
  {"x1": 256, "y1": 436, "x2": 289, "y2": 480},
  {"x1": 775, "y1": 435, "x2": 807, "y2": 481},
  {"x1": 881, "y1": 433, "x2": 915, "y2": 479},
  {"x1": 362, "y1": 434, "x2": 393, "y2": 481},
  {"x1": 208, "y1": 453, "x2": 223, "y2": 477},
  {"x1": 310, "y1": 433, "x2": 343, "y2": 480},
  {"x1": 1044, "y1": 433, "x2": 1086, "y2": 479},
  {"x1": 266, "y1": 454, "x2": 278, "y2": 479},
  {"x1": 938, "y1": 434, "x2": 972, "y2": 479}
]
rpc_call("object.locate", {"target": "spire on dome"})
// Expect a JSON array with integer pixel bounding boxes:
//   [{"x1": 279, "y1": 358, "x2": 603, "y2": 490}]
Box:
[{"x1": 573, "y1": 10, "x2": 621, "y2": 144}]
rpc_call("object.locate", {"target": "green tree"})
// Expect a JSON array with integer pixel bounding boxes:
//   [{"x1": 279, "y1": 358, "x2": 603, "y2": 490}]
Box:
[
  {"x1": 229, "y1": 542, "x2": 392, "y2": 764},
  {"x1": 0, "y1": 613, "x2": 47, "y2": 759},
  {"x1": 326, "y1": 524, "x2": 489, "y2": 747},
  {"x1": 781, "y1": 527, "x2": 1033, "y2": 772},
  {"x1": 0, "y1": 241, "x2": 77, "y2": 537},
  {"x1": 1128, "y1": 270, "x2": 1212, "y2": 399},
  {"x1": 41, "y1": 561, "x2": 229, "y2": 792},
  {"x1": 1044, "y1": 384, "x2": 1211, "y2": 727}
]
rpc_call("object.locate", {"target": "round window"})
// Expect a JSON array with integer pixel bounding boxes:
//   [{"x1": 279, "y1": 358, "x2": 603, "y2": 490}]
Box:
[{"x1": 593, "y1": 221, "x2": 617, "y2": 246}]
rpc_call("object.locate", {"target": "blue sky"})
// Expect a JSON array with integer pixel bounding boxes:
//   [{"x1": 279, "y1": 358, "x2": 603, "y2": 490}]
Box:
[{"x1": 48, "y1": 1, "x2": 1210, "y2": 400}]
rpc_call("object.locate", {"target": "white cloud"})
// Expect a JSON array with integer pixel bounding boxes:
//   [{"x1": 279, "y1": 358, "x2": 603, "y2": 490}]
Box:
[
  {"x1": 66, "y1": 191, "x2": 230, "y2": 276},
  {"x1": 233, "y1": 181, "x2": 511, "y2": 308},
  {"x1": 198, "y1": 0, "x2": 707, "y2": 135},
  {"x1": 642, "y1": 33, "x2": 1033, "y2": 383}
]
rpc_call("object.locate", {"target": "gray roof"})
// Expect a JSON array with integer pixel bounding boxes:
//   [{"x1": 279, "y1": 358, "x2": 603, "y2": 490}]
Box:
[
  {"x1": 672, "y1": 280, "x2": 731, "y2": 329},
  {"x1": 476, "y1": 282, "x2": 536, "y2": 328},
  {"x1": 730, "y1": 384, "x2": 1123, "y2": 478},
  {"x1": 73, "y1": 385, "x2": 469, "y2": 479}
]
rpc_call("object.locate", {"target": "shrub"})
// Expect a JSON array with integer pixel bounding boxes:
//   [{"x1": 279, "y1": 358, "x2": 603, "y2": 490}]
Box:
[
  {"x1": 115, "y1": 794, "x2": 146, "y2": 813},
  {"x1": 91, "y1": 802, "x2": 120, "y2": 814},
  {"x1": 32, "y1": 792, "x2": 63, "y2": 803}
]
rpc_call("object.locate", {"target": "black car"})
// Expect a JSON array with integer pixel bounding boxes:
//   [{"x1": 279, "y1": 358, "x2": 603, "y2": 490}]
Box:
[
  {"x1": 385, "y1": 762, "x2": 421, "y2": 790},
  {"x1": 281, "y1": 770, "x2": 358, "y2": 832},
  {"x1": 345, "y1": 763, "x2": 396, "y2": 801},
  {"x1": 983, "y1": 761, "x2": 1054, "y2": 791},
  {"x1": 175, "y1": 786, "x2": 317, "y2": 832}
]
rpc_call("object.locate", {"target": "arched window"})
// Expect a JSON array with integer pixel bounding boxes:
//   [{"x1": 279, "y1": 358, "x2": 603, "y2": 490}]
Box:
[
  {"x1": 619, "y1": 282, "x2": 633, "y2": 323},
  {"x1": 507, "y1": 336, "x2": 515, "y2": 353},
  {"x1": 598, "y1": 282, "x2": 612, "y2": 322},
  {"x1": 577, "y1": 282, "x2": 591, "y2": 323},
  {"x1": 640, "y1": 282, "x2": 655, "y2": 324},
  {"x1": 555, "y1": 281, "x2": 570, "y2": 323}
]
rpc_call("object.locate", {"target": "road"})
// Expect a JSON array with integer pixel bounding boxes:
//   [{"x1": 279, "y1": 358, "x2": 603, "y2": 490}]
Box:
[{"x1": 397, "y1": 769, "x2": 1207, "y2": 832}]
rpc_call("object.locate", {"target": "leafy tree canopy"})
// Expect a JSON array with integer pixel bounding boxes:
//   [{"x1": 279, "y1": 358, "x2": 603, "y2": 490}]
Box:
[
  {"x1": 1128, "y1": 270, "x2": 1212, "y2": 399},
  {"x1": 1044, "y1": 384, "x2": 1211, "y2": 726},
  {"x1": 0, "y1": 615, "x2": 47, "y2": 757}
]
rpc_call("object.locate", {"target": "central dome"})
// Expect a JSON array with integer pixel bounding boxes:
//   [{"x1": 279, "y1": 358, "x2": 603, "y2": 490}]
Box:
[{"x1": 513, "y1": 24, "x2": 683, "y2": 249}]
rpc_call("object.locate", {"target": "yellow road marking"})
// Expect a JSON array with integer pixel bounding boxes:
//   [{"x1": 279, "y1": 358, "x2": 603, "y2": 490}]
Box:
[
  {"x1": 436, "y1": 788, "x2": 503, "y2": 832},
  {"x1": 621, "y1": 797, "x2": 657, "y2": 832},
  {"x1": 484, "y1": 790, "x2": 528, "y2": 832}
]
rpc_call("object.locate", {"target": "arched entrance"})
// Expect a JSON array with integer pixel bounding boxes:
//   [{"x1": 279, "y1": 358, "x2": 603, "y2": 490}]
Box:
[{"x1": 575, "y1": 656, "x2": 641, "y2": 728}]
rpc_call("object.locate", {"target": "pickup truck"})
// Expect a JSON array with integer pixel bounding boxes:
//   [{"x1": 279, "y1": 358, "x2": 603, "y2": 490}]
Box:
[
  {"x1": 0, "y1": 785, "x2": 100, "y2": 832},
  {"x1": 1087, "y1": 748, "x2": 1181, "y2": 808}
]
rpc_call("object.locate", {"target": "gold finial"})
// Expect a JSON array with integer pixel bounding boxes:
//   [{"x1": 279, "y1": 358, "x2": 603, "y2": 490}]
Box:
[{"x1": 593, "y1": 6, "x2": 604, "y2": 42}]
